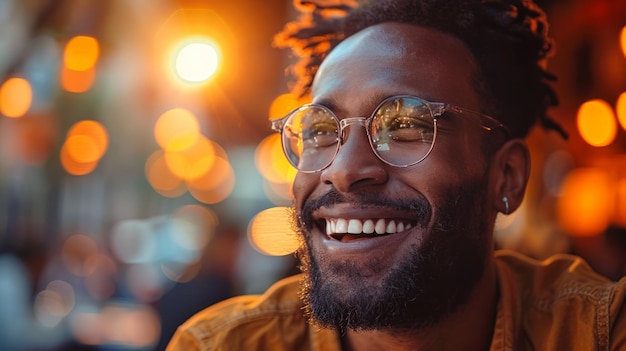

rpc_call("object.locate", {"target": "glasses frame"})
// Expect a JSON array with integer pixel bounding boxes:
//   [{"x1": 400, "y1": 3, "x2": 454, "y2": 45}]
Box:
[{"x1": 270, "y1": 95, "x2": 510, "y2": 173}]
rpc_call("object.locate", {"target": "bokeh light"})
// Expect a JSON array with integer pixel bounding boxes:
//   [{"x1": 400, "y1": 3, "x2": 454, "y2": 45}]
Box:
[
  {"x1": 174, "y1": 39, "x2": 220, "y2": 83},
  {"x1": 248, "y1": 207, "x2": 299, "y2": 256},
  {"x1": 0, "y1": 77, "x2": 32, "y2": 118},
  {"x1": 71, "y1": 303, "x2": 160, "y2": 348},
  {"x1": 616, "y1": 92, "x2": 626, "y2": 131},
  {"x1": 64, "y1": 35, "x2": 99, "y2": 71},
  {"x1": 255, "y1": 133, "x2": 296, "y2": 184},
  {"x1": 164, "y1": 134, "x2": 216, "y2": 180},
  {"x1": 577, "y1": 99, "x2": 617, "y2": 147},
  {"x1": 268, "y1": 93, "x2": 307, "y2": 120},
  {"x1": 111, "y1": 219, "x2": 156, "y2": 264},
  {"x1": 61, "y1": 120, "x2": 108, "y2": 175},
  {"x1": 557, "y1": 168, "x2": 614, "y2": 237},
  {"x1": 154, "y1": 108, "x2": 200, "y2": 151},
  {"x1": 34, "y1": 280, "x2": 75, "y2": 327},
  {"x1": 187, "y1": 157, "x2": 235, "y2": 204},
  {"x1": 145, "y1": 150, "x2": 187, "y2": 198},
  {"x1": 61, "y1": 234, "x2": 99, "y2": 276},
  {"x1": 83, "y1": 253, "x2": 118, "y2": 301},
  {"x1": 60, "y1": 66, "x2": 96, "y2": 93}
]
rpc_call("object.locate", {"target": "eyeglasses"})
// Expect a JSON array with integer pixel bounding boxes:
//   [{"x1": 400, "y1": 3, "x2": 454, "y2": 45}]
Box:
[{"x1": 270, "y1": 95, "x2": 509, "y2": 173}]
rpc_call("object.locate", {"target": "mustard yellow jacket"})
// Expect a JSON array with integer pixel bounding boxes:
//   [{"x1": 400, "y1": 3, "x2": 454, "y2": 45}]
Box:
[{"x1": 167, "y1": 250, "x2": 626, "y2": 350}]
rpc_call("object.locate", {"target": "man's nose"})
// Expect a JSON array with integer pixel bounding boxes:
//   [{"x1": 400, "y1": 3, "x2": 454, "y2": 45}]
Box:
[{"x1": 319, "y1": 124, "x2": 388, "y2": 192}]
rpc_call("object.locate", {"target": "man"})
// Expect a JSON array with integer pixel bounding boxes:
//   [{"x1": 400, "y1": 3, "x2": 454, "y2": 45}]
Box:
[{"x1": 167, "y1": 0, "x2": 626, "y2": 350}]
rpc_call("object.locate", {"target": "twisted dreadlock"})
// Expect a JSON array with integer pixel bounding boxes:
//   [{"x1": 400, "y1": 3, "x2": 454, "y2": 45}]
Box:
[{"x1": 274, "y1": 0, "x2": 568, "y2": 139}]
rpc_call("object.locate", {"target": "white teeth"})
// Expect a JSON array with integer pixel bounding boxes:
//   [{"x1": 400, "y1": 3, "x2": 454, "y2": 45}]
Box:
[
  {"x1": 386, "y1": 220, "x2": 396, "y2": 234},
  {"x1": 363, "y1": 220, "x2": 375, "y2": 234},
  {"x1": 375, "y1": 219, "x2": 386, "y2": 234},
  {"x1": 347, "y1": 219, "x2": 363, "y2": 234},
  {"x1": 335, "y1": 219, "x2": 348, "y2": 233},
  {"x1": 325, "y1": 218, "x2": 414, "y2": 235}
]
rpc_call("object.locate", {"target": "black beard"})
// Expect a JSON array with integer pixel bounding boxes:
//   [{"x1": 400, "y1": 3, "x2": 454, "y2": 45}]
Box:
[{"x1": 295, "y1": 181, "x2": 489, "y2": 332}]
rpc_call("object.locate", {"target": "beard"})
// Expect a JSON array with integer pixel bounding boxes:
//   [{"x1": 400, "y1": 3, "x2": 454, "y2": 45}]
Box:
[{"x1": 294, "y1": 179, "x2": 490, "y2": 332}]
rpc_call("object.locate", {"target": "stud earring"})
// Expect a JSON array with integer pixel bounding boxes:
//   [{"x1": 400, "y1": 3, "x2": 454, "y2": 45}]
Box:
[{"x1": 502, "y1": 196, "x2": 509, "y2": 215}]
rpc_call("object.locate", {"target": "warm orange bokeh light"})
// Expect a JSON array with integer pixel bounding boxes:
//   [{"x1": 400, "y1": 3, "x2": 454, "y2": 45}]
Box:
[
  {"x1": 616, "y1": 92, "x2": 626, "y2": 132},
  {"x1": 145, "y1": 150, "x2": 186, "y2": 198},
  {"x1": 164, "y1": 135, "x2": 215, "y2": 180},
  {"x1": 65, "y1": 135, "x2": 100, "y2": 163},
  {"x1": 66, "y1": 120, "x2": 108, "y2": 162},
  {"x1": 188, "y1": 158, "x2": 235, "y2": 204},
  {"x1": 61, "y1": 120, "x2": 108, "y2": 175},
  {"x1": 268, "y1": 93, "x2": 308, "y2": 120},
  {"x1": 68, "y1": 120, "x2": 109, "y2": 156},
  {"x1": 154, "y1": 108, "x2": 200, "y2": 151},
  {"x1": 174, "y1": 39, "x2": 220, "y2": 83},
  {"x1": 255, "y1": 134, "x2": 296, "y2": 184},
  {"x1": 0, "y1": 77, "x2": 32, "y2": 118},
  {"x1": 61, "y1": 144, "x2": 99, "y2": 175},
  {"x1": 186, "y1": 156, "x2": 232, "y2": 191},
  {"x1": 61, "y1": 66, "x2": 96, "y2": 93},
  {"x1": 557, "y1": 168, "x2": 614, "y2": 237},
  {"x1": 577, "y1": 99, "x2": 617, "y2": 147},
  {"x1": 64, "y1": 35, "x2": 100, "y2": 71},
  {"x1": 248, "y1": 207, "x2": 299, "y2": 256}
]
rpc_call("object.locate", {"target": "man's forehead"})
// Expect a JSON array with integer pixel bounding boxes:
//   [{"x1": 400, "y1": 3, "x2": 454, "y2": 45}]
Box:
[{"x1": 311, "y1": 22, "x2": 481, "y2": 110}]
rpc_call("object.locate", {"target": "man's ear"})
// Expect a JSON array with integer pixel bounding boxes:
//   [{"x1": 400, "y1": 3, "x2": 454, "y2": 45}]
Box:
[{"x1": 489, "y1": 139, "x2": 530, "y2": 215}]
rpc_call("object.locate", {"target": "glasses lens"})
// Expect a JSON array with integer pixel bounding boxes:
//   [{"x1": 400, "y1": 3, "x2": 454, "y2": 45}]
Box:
[
  {"x1": 369, "y1": 96, "x2": 436, "y2": 167},
  {"x1": 282, "y1": 105, "x2": 339, "y2": 172}
]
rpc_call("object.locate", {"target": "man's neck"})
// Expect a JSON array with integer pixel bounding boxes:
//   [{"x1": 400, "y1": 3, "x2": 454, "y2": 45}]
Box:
[{"x1": 341, "y1": 260, "x2": 499, "y2": 351}]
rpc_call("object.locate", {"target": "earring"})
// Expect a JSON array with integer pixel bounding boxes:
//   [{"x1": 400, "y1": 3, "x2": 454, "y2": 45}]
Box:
[{"x1": 502, "y1": 196, "x2": 509, "y2": 215}]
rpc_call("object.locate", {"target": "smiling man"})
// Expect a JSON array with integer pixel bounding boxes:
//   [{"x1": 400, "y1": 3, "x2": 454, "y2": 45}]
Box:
[{"x1": 167, "y1": 1, "x2": 626, "y2": 350}]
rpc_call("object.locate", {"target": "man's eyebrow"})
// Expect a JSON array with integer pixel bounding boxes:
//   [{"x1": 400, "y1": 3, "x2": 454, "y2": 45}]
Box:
[{"x1": 312, "y1": 92, "x2": 410, "y2": 118}]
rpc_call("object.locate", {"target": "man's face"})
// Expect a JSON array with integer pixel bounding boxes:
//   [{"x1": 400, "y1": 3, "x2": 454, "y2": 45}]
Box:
[{"x1": 293, "y1": 23, "x2": 498, "y2": 330}]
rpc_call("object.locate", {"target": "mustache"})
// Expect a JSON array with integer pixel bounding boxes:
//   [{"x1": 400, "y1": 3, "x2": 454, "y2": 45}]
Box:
[{"x1": 298, "y1": 188, "x2": 432, "y2": 230}]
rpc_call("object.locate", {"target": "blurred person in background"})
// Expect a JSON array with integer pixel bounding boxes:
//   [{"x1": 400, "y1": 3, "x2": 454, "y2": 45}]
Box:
[{"x1": 167, "y1": 0, "x2": 626, "y2": 350}]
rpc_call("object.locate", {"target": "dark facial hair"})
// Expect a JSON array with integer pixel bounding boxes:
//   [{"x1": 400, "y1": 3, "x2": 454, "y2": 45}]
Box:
[{"x1": 295, "y1": 179, "x2": 490, "y2": 332}]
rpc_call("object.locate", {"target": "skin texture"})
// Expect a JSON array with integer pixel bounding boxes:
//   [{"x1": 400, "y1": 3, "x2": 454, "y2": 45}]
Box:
[{"x1": 292, "y1": 23, "x2": 531, "y2": 351}]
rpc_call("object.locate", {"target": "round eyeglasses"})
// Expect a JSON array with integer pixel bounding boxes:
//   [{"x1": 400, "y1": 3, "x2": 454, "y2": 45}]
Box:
[{"x1": 270, "y1": 95, "x2": 509, "y2": 173}]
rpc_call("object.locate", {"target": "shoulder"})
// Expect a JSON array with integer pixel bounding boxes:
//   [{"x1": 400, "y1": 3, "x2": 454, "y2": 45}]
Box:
[
  {"x1": 494, "y1": 250, "x2": 626, "y2": 350},
  {"x1": 166, "y1": 274, "x2": 310, "y2": 351}
]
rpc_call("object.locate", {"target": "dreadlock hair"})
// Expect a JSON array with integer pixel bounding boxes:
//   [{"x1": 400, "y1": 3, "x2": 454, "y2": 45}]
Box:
[{"x1": 274, "y1": 0, "x2": 568, "y2": 139}]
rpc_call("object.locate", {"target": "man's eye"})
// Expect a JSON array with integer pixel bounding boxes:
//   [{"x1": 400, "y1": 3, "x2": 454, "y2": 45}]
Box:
[
  {"x1": 386, "y1": 116, "x2": 433, "y2": 142},
  {"x1": 302, "y1": 124, "x2": 338, "y2": 147}
]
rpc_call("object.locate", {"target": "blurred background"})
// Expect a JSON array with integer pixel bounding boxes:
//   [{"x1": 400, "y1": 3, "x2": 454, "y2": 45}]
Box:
[{"x1": 0, "y1": 0, "x2": 625, "y2": 350}]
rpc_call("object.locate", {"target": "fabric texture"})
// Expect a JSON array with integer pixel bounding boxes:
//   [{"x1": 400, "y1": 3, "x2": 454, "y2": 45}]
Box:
[{"x1": 166, "y1": 250, "x2": 626, "y2": 351}]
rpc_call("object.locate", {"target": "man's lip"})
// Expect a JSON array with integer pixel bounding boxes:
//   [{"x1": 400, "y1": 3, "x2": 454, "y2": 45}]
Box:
[{"x1": 317, "y1": 226, "x2": 415, "y2": 254}]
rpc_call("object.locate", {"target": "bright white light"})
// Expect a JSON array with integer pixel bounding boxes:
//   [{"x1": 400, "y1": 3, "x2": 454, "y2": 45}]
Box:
[{"x1": 174, "y1": 41, "x2": 219, "y2": 83}]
